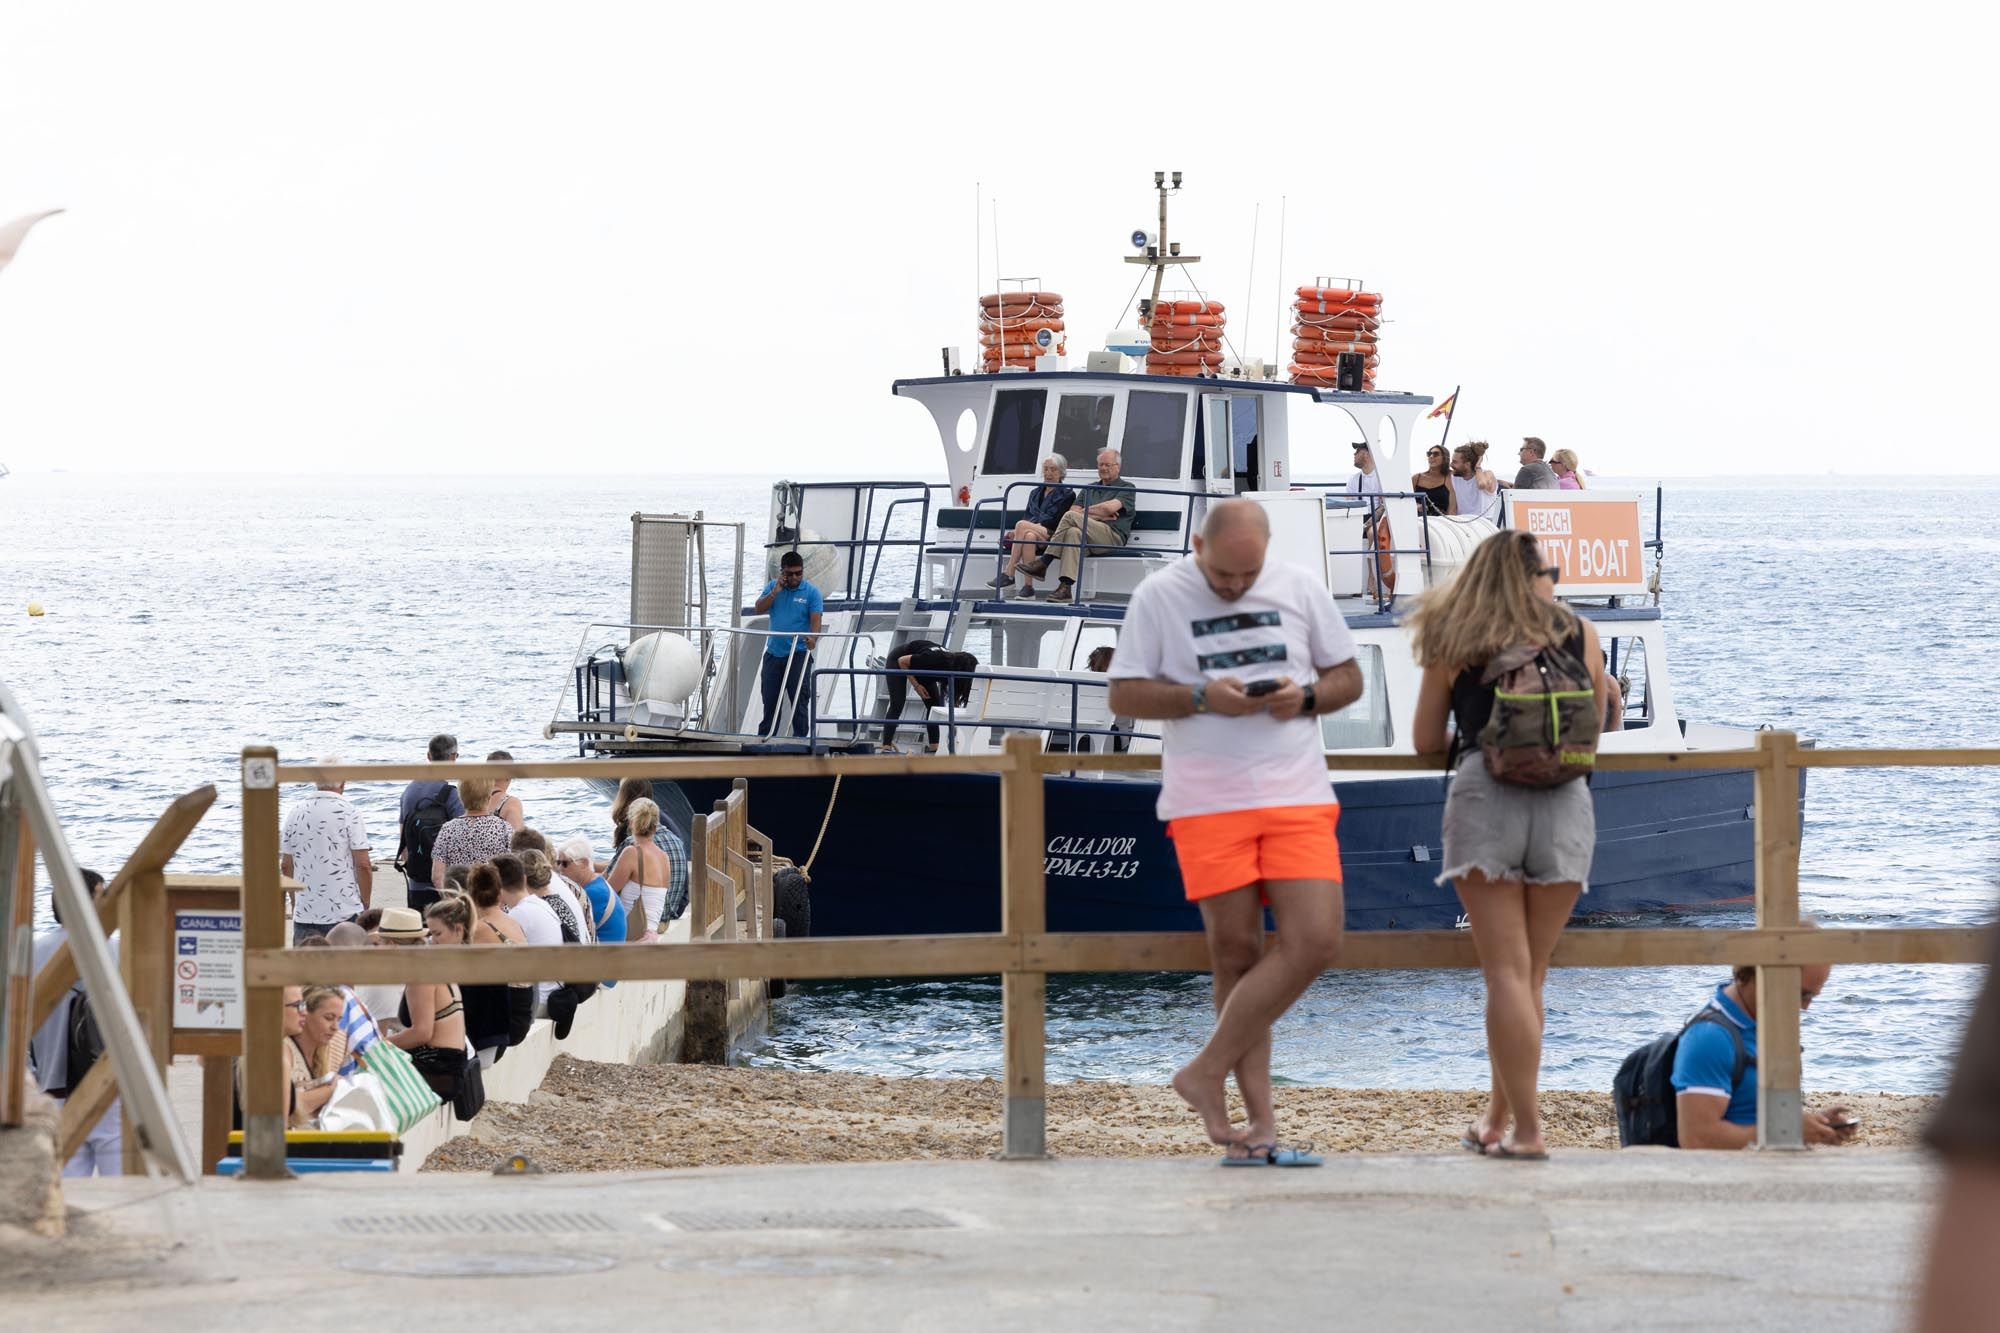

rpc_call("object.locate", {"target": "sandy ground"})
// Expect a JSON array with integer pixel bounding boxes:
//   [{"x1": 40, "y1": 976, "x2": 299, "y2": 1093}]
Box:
[{"x1": 424, "y1": 1056, "x2": 1936, "y2": 1171}]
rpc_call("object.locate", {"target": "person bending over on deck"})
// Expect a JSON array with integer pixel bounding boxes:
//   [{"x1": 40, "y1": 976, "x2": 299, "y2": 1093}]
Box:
[
  {"x1": 1673, "y1": 961, "x2": 1858, "y2": 1149},
  {"x1": 1108, "y1": 498, "x2": 1362, "y2": 1164},
  {"x1": 878, "y1": 640, "x2": 977, "y2": 752},
  {"x1": 1409, "y1": 530, "x2": 1610, "y2": 1159},
  {"x1": 991, "y1": 454, "x2": 1077, "y2": 594},
  {"x1": 1024, "y1": 448, "x2": 1136, "y2": 604}
]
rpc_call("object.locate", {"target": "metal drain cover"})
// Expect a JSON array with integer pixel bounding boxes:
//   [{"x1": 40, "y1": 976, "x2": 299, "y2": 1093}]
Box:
[
  {"x1": 340, "y1": 1252, "x2": 617, "y2": 1279},
  {"x1": 656, "y1": 1207, "x2": 956, "y2": 1233},
  {"x1": 337, "y1": 1211, "x2": 619, "y2": 1237}
]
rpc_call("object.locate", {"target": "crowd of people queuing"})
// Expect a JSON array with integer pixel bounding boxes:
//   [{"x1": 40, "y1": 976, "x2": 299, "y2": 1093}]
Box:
[{"x1": 243, "y1": 734, "x2": 690, "y2": 1126}]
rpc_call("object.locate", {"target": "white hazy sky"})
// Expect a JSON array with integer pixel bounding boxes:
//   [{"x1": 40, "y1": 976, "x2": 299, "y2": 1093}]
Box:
[{"x1": 0, "y1": 3, "x2": 1992, "y2": 477}]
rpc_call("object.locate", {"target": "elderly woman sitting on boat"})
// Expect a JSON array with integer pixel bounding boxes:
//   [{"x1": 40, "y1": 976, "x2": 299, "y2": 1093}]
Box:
[{"x1": 989, "y1": 454, "x2": 1076, "y2": 592}]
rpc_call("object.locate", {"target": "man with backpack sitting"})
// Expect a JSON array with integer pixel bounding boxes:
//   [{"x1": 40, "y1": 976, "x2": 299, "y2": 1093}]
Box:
[
  {"x1": 1615, "y1": 958, "x2": 1860, "y2": 1148},
  {"x1": 395, "y1": 733, "x2": 463, "y2": 912}
]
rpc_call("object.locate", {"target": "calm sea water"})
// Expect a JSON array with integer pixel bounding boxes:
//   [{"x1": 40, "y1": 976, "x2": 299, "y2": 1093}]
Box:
[{"x1": 3, "y1": 473, "x2": 1994, "y2": 1093}]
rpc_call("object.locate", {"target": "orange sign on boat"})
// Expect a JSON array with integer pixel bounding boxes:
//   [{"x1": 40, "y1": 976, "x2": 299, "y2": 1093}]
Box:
[{"x1": 1501, "y1": 492, "x2": 1648, "y2": 596}]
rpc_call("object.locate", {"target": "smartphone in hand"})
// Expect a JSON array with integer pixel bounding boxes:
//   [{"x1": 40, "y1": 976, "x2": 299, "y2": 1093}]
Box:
[{"x1": 1245, "y1": 678, "x2": 1282, "y2": 697}]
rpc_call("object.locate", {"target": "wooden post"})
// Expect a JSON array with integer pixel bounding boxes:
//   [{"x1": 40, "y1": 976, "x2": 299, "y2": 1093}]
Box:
[
  {"x1": 200, "y1": 1055, "x2": 233, "y2": 1175},
  {"x1": 1000, "y1": 734, "x2": 1047, "y2": 1159},
  {"x1": 688, "y1": 811, "x2": 711, "y2": 938},
  {"x1": 239, "y1": 747, "x2": 289, "y2": 1180},
  {"x1": 118, "y1": 868, "x2": 170, "y2": 1174},
  {"x1": 1753, "y1": 730, "x2": 1806, "y2": 1151},
  {"x1": 1, "y1": 811, "x2": 33, "y2": 1127}
]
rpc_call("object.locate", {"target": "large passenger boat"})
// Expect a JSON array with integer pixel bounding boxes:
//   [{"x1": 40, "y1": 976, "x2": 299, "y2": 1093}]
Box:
[{"x1": 550, "y1": 177, "x2": 1797, "y2": 937}]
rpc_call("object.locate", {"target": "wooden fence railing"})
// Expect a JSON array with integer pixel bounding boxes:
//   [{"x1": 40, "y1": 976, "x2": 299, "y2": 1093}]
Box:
[{"x1": 235, "y1": 732, "x2": 1994, "y2": 1179}]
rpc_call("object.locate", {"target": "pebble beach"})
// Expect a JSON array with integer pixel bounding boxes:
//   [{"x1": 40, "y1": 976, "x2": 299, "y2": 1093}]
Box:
[{"x1": 424, "y1": 1055, "x2": 1938, "y2": 1171}]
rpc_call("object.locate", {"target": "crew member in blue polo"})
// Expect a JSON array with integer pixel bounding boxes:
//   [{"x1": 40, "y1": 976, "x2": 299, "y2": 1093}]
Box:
[{"x1": 754, "y1": 550, "x2": 824, "y2": 739}]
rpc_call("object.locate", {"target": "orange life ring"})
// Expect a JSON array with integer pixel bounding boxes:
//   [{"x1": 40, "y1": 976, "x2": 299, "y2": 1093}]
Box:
[
  {"x1": 1292, "y1": 328, "x2": 1378, "y2": 344},
  {"x1": 1152, "y1": 299, "x2": 1224, "y2": 315},
  {"x1": 1149, "y1": 312, "x2": 1225, "y2": 328},
  {"x1": 1294, "y1": 287, "x2": 1381, "y2": 306},
  {"x1": 1287, "y1": 363, "x2": 1378, "y2": 389},
  {"x1": 1292, "y1": 344, "x2": 1380, "y2": 362},
  {"x1": 1373, "y1": 513, "x2": 1397, "y2": 592},
  {"x1": 980, "y1": 315, "x2": 1064, "y2": 331},
  {"x1": 980, "y1": 291, "x2": 1063, "y2": 308},
  {"x1": 1288, "y1": 356, "x2": 1384, "y2": 370},
  {"x1": 980, "y1": 328, "x2": 1065, "y2": 345},
  {"x1": 1147, "y1": 350, "x2": 1224, "y2": 366},
  {"x1": 1151, "y1": 331, "x2": 1222, "y2": 347},
  {"x1": 1146, "y1": 365, "x2": 1212, "y2": 378},
  {"x1": 1292, "y1": 313, "x2": 1379, "y2": 333}
]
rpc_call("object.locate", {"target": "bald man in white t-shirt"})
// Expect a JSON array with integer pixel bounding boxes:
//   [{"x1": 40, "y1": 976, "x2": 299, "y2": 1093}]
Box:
[{"x1": 1108, "y1": 499, "x2": 1363, "y2": 1164}]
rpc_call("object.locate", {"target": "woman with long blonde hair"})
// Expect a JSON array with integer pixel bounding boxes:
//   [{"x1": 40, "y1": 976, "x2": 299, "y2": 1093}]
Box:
[
  {"x1": 1549, "y1": 448, "x2": 1586, "y2": 490},
  {"x1": 1407, "y1": 529, "x2": 1612, "y2": 1159}
]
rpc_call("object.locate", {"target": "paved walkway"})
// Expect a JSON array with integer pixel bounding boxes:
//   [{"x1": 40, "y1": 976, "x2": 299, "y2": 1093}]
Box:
[{"x1": 22, "y1": 1150, "x2": 1931, "y2": 1330}]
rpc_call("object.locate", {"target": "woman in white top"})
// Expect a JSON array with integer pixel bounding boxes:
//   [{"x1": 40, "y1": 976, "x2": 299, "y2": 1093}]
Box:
[{"x1": 608, "y1": 798, "x2": 671, "y2": 941}]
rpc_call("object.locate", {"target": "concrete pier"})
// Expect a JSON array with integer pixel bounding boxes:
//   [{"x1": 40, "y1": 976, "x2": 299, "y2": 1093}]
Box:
[{"x1": 18, "y1": 1150, "x2": 1934, "y2": 1330}]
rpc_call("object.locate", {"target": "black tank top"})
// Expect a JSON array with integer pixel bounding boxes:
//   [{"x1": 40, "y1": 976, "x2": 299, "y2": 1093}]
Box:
[
  {"x1": 1449, "y1": 624, "x2": 1587, "y2": 759},
  {"x1": 1416, "y1": 481, "x2": 1451, "y2": 516}
]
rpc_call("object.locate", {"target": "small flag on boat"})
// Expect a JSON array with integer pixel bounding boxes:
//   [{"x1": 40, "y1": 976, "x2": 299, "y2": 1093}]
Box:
[{"x1": 1427, "y1": 391, "x2": 1457, "y2": 420}]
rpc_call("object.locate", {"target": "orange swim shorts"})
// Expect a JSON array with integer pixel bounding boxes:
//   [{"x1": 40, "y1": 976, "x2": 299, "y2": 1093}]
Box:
[{"x1": 1166, "y1": 803, "x2": 1344, "y2": 902}]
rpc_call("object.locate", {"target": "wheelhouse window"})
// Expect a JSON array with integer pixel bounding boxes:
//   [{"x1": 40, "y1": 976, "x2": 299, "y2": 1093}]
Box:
[
  {"x1": 1053, "y1": 394, "x2": 1115, "y2": 468},
  {"x1": 1319, "y1": 645, "x2": 1393, "y2": 750},
  {"x1": 983, "y1": 389, "x2": 1047, "y2": 475},
  {"x1": 1121, "y1": 390, "x2": 1188, "y2": 479}
]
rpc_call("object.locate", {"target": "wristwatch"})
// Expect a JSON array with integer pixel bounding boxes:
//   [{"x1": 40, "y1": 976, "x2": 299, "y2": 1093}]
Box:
[
  {"x1": 1300, "y1": 684, "x2": 1318, "y2": 715},
  {"x1": 1191, "y1": 681, "x2": 1210, "y2": 715}
]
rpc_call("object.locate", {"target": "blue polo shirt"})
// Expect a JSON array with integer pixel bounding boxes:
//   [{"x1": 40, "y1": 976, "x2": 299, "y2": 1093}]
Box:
[
  {"x1": 1670, "y1": 983, "x2": 1759, "y2": 1125},
  {"x1": 762, "y1": 578, "x2": 824, "y2": 657}
]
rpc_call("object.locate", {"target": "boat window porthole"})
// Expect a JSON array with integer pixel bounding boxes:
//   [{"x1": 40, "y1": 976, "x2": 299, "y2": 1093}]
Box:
[{"x1": 955, "y1": 408, "x2": 977, "y2": 452}]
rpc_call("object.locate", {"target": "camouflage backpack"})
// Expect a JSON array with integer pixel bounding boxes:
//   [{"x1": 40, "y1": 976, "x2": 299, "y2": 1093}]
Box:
[{"x1": 1477, "y1": 640, "x2": 1600, "y2": 787}]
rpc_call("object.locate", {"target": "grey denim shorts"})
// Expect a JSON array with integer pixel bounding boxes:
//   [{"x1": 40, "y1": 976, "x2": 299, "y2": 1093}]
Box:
[{"x1": 1436, "y1": 751, "x2": 1595, "y2": 889}]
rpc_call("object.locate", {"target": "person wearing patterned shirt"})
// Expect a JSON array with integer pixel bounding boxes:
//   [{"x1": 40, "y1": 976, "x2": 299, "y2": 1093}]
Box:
[
  {"x1": 280, "y1": 756, "x2": 372, "y2": 944},
  {"x1": 1108, "y1": 500, "x2": 1362, "y2": 1164}
]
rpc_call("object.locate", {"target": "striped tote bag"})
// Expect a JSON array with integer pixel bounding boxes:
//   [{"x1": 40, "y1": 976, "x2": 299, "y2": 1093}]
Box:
[{"x1": 357, "y1": 1040, "x2": 443, "y2": 1133}]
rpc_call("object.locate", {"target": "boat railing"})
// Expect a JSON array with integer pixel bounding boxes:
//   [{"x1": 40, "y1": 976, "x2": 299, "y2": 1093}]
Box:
[
  {"x1": 552, "y1": 621, "x2": 886, "y2": 753},
  {"x1": 761, "y1": 480, "x2": 949, "y2": 605},
  {"x1": 806, "y1": 663, "x2": 1159, "y2": 759},
  {"x1": 946, "y1": 480, "x2": 1211, "y2": 609}
]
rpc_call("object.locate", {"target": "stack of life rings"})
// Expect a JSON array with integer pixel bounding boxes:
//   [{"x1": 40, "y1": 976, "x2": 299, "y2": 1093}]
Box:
[
  {"x1": 979, "y1": 291, "x2": 1065, "y2": 372},
  {"x1": 1147, "y1": 299, "x2": 1225, "y2": 377},
  {"x1": 1288, "y1": 286, "x2": 1381, "y2": 390}
]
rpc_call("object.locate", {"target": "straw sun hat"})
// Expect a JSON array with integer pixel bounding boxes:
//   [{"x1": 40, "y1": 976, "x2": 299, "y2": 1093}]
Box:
[{"x1": 376, "y1": 907, "x2": 427, "y2": 940}]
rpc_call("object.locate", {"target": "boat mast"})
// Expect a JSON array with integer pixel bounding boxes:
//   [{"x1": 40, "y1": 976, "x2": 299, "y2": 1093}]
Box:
[{"x1": 1126, "y1": 171, "x2": 1199, "y2": 318}]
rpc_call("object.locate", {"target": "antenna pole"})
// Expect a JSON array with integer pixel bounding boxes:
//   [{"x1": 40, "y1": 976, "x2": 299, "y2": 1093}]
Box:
[
  {"x1": 975, "y1": 181, "x2": 982, "y2": 302},
  {"x1": 1272, "y1": 195, "x2": 1287, "y2": 370},
  {"x1": 1243, "y1": 202, "x2": 1261, "y2": 364},
  {"x1": 1148, "y1": 178, "x2": 1170, "y2": 316}
]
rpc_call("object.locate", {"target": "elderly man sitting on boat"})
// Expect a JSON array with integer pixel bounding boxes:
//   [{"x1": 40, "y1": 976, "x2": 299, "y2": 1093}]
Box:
[{"x1": 1020, "y1": 447, "x2": 1137, "y2": 604}]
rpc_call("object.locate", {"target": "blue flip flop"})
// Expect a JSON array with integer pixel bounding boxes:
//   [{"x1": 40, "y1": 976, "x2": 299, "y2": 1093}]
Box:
[{"x1": 1219, "y1": 1142, "x2": 1323, "y2": 1168}]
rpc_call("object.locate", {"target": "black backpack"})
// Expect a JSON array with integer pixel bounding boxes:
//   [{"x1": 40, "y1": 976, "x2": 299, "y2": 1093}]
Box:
[
  {"x1": 1612, "y1": 1009, "x2": 1752, "y2": 1147},
  {"x1": 59, "y1": 984, "x2": 106, "y2": 1099},
  {"x1": 396, "y1": 785, "x2": 453, "y2": 886}
]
